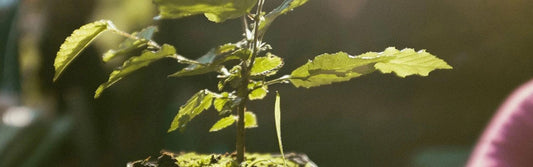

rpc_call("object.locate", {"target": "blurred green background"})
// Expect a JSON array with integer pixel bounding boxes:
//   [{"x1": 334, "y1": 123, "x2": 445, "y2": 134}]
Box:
[{"x1": 1, "y1": 0, "x2": 532, "y2": 166}]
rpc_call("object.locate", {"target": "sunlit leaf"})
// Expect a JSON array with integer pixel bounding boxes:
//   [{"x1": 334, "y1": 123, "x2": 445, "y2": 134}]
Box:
[
  {"x1": 251, "y1": 53, "x2": 283, "y2": 76},
  {"x1": 209, "y1": 115, "x2": 237, "y2": 132},
  {"x1": 54, "y1": 20, "x2": 112, "y2": 81},
  {"x1": 289, "y1": 47, "x2": 452, "y2": 88},
  {"x1": 374, "y1": 48, "x2": 453, "y2": 77},
  {"x1": 169, "y1": 89, "x2": 215, "y2": 132},
  {"x1": 289, "y1": 51, "x2": 391, "y2": 88},
  {"x1": 244, "y1": 111, "x2": 258, "y2": 128},
  {"x1": 214, "y1": 92, "x2": 237, "y2": 115},
  {"x1": 103, "y1": 26, "x2": 158, "y2": 62},
  {"x1": 248, "y1": 81, "x2": 268, "y2": 100},
  {"x1": 259, "y1": 0, "x2": 309, "y2": 36},
  {"x1": 274, "y1": 91, "x2": 287, "y2": 166},
  {"x1": 94, "y1": 44, "x2": 176, "y2": 98},
  {"x1": 214, "y1": 92, "x2": 230, "y2": 112},
  {"x1": 153, "y1": 0, "x2": 258, "y2": 23}
]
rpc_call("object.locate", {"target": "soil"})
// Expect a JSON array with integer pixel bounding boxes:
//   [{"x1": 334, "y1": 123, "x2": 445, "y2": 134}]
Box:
[{"x1": 127, "y1": 150, "x2": 318, "y2": 167}]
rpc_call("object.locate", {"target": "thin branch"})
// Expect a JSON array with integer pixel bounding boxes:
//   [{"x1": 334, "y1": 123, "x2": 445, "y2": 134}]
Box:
[
  {"x1": 265, "y1": 75, "x2": 291, "y2": 86},
  {"x1": 109, "y1": 27, "x2": 161, "y2": 49}
]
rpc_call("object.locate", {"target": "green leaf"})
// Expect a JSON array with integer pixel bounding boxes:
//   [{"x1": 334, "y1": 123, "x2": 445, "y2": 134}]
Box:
[
  {"x1": 168, "y1": 45, "x2": 248, "y2": 77},
  {"x1": 289, "y1": 47, "x2": 452, "y2": 88},
  {"x1": 251, "y1": 53, "x2": 283, "y2": 76},
  {"x1": 289, "y1": 51, "x2": 391, "y2": 88},
  {"x1": 214, "y1": 92, "x2": 230, "y2": 112},
  {"x1": 153, "y1": 0, "x2": 258, "y2": 23},
  {"x1": 244, "y1": 111, "x2": 258, "y2": 128},
  {"x1": 169, "y1": 89, "x2": 215, "y2": 132},
  {"x1": 218, "y1": 65, "x2": 243, "y2": 90},
  {"x1": 103, "y1": 26, "x2": 158, "y2": 62},
  {"x1": 54, "y1": 20, "x2": 112, "y2": 81},
  {"x1": 269, "y1": 0, "x2": 309, "y2": 16},
  {"x1": 248, "y1": 82, "x2": 268, "y2": 100},
  {"x1": 374, "y1": 48, "x2": 453, "y2": 77},
  {"x1": 213, "y1": 92, "x2": 237, "y2": 115},
  {"x1": 209, "y1": 115, "x2": 237, "y2": 132},
  {"x1": 259, "y1": 0, "x2": 309, "y2": 36},
  {"x1": 216, "y1": 43, "x2": 238, "y2": 55},
  {"x1": 274, "y1": 91, "x2": 287, "y2": 166},
  {"x1": 94, "y1": 44, "x2": 176, "y2": 98}
]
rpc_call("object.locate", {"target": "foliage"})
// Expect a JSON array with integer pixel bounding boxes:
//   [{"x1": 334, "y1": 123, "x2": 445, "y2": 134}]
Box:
[
  {"x1": 53, "y1": 0, "x2": 452, "y2": 165},
  {"x1": 289, "y1": 47, "x2": 452, "y2": 88},
  {"x1": 53, "y1": 20, "x2": 111, "y2": 81},
  {"x1": 153, "y1": 0, "x2": 258, "y2": 23}
]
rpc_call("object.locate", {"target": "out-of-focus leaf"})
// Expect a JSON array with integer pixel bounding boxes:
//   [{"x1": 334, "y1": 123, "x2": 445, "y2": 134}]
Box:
[
  {"x1": 168, "y1": 89, "x2": 214, "y2": 132},
  {"x1": 251, "y1": 53, "x2": 283, "y2": 76},
  {"x1": 103, "y1": 26, "x2": 158, "y2": 62},
  {"x1": 153, "y1": 0, "x2": 258, "y2": 23},
  {"x1": 268, "y1": 0, "x2": 308, "y2": 16},
  {"x1": 374, "y1": 48, "x2": 453, "y2": 77},
  {"x1": 209, "y1": 115, "x2": 237, "y2": 132},
  {"x1": 289, "y1": 47, "x2": 452, "y2": 88},
  {"x1": 259, "y1": 0, "x2": 309, "y2": 36},
  {"x1": 54, "y1": 20, "x2": 112, "y2": 81},
  {"x1": 244, "y1": 111, "x2": 257, "y2": 128},
  {"x1": 94, "y1": 44, "x2": 176, "y2": 98},
  {"x1": 274, "y1": 91, "x2": 287, "y2": 165}
]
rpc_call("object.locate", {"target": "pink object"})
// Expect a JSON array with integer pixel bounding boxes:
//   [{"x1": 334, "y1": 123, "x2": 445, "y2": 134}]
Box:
[{"x1": 467, "y1": 79, "x2": 533, "y2": 167}]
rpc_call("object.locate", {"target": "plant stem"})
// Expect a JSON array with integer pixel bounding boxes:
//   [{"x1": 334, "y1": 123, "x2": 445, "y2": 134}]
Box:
[
  {"x1": 108, "y1": 27, "x2": 161, "y2": 49},
  {"x1": 236, "y1": 0, "x2": 265, "y2": 164},
  {"x1": 265, "y1": 75, "x2": 291, "y2": 86}
]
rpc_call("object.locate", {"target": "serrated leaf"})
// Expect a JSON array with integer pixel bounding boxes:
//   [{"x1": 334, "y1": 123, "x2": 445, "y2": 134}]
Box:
[
  {"x1": 259, "y1": 0, "x2": 309, "y2": 36},
  {"x1": 169, "y1": 89, "x2": 214, "y2": 132},
  {"x1": 274, "y1": 91, "x2": 287, "y2": 166},
  {"x1": 213, "y1": 92, "x2": 236, "y2": 115},
  {"x1": 209, "y1": 115, "x2": 237, "y2": 132},
  {"x1": 248, "y1": 82, "x2": 268, "y2": 100},
  {"x1": 153, "y1": 0, "x2": 258, "y2": 23},
  {"x1": 94, "y1": 44, "x2": 176, "y2": 98},
  {"x1": 103, "y1": 26, "x2": 158, "y2": 62},
  {"x1": 374, "y1": 48, "x2": 453, "y2": 77},
  {"x1": 244, "y1": 111, "x2": 258, "y2": 128},
  {"x1": 54, "y1": 20, "x2": 112, "y2": 81},
  {"x1": 290, "y1": 47, "x2": 452, "y2": 88},
  {"x1": 289, "y1": 51, "x2": 392, "y2": 88},
  {"x1": 251, "y1": 53, "x2": 283, "y2": 76},
  {"x1": 214, "y1": 92, "x2": 229, "y2": 112}
]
